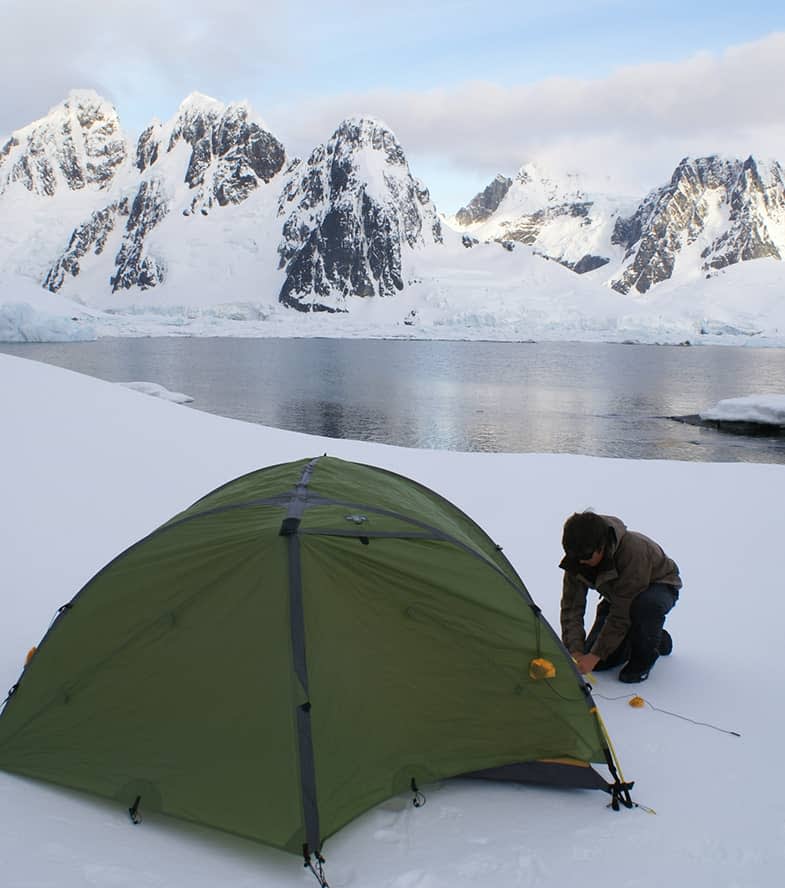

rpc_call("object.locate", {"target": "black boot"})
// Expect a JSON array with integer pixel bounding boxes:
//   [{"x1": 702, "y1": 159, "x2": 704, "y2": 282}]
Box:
[
  {"x1": 619, "y1": 655, "x2": 658, "y2": 683},
  {"x1": 659, "y1": 629, "x2": 673, "y2": 656}
]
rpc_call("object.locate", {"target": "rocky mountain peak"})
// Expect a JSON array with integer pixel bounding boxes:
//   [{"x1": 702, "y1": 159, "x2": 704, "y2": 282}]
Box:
[
  {"x1": 276, "y1": 116, "x2": 443, "y2": 311},
  {"x1": 167, "y1": 93, "x2": 225, "y2": 153},
  {"x1": 455, "y1": 174, "x2": 513, "y2": 226},
  {"x1": 328, "y1": 117, "x2": 408, "y2": 168},
  {"x1": 135, "y1": 93, "x2": 285, "y2": 211},
  {"x1": 0, "y1": 90, "x2": 128, "y2": 196}
]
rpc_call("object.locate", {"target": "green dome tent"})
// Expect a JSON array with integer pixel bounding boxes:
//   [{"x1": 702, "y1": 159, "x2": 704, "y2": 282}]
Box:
[{"x1": 0, "y1": 456, "x2": 631, "y2": 880}]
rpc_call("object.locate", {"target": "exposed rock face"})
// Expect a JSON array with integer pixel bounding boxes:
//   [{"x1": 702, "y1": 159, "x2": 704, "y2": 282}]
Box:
[
  {"x1": 44, "y1": 178, "x2": 169, "y2": 293},
  {"x1": 137, "y1": 94, "x2": 286, "y2": 213},
  {"x1": 566, "y1": 254, "x2": 610, "y2": 274},
  {"x1": 277, "y1": 117, "x2": 443, "y2": 312},
  {"x1": 0, "y1": 91, "x2": 127, "y2": 196},
  {"x1": 43, "y1": 200, "x2": 129, "y2": 291},
  {"x1": 611, "y1": 156, "x2": 785, "y2": 293},
  {"x1": 455, "y1": 174, "x2": 512, "y2": 225},
  {"x1": 109, "y1": 179, "x2": 169, "y2": 291}
]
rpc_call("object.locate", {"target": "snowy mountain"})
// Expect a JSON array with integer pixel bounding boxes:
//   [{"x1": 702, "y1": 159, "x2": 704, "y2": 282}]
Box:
[
  {"x1": 24, "y1": 99, "x2": 444, "y2": 313},
  {"x1": 41, "y1": 93, "x2": 287, "y2": 296},
  {"x1": 2, "y1": 91, "x2": 785, "y2": 343},
  {"x1": 454, "y1": 164, "x2": 633, "y2": 275},
  {"x1": 276, "y1": 117, "x2": 443, "y2": 312},
  {"x1": 455, "y1": 156, "x2": 785, "y2": 290}
]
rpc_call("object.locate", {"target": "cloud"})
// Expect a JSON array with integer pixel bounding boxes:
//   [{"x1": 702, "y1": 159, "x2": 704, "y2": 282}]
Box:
[
  {"x1": 0, "y1": 0, "x2": 288, "y2": 135},
  {"x1": 267, "y1": 32, "x2": 785, "y2": 205}
]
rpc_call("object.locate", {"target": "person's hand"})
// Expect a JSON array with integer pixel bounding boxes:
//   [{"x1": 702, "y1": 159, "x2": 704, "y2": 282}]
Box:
[{"x1": 573, "y1": 653, "x2": 600, "y2": 674}]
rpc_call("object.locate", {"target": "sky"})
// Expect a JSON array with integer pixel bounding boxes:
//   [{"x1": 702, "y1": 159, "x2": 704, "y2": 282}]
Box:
[
  {"x1": 1, "y1": 351, "x2": 784, "y2": 887},
  {"x1": 2, "y1": 1, "x2": 785, "y2": 210}
]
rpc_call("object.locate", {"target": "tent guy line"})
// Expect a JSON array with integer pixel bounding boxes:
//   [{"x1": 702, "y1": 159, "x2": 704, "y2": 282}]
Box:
[{"x1": 592, "y1": 690, "x2": 742, "y2": 737}]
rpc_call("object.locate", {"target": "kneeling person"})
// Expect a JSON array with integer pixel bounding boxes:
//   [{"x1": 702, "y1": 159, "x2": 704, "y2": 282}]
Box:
[{"x1": 559, "y1": 512, "x2": 681, "y2": 683}]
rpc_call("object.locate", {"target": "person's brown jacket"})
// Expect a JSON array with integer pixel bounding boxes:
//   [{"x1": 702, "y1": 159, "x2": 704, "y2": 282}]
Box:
[{"x1": 559, "y1": 515, "x2": 681, "y2": 661}]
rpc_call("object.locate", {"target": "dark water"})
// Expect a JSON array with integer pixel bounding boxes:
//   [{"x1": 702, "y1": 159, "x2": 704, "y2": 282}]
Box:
[{"x1": 3, "y1": 338, "x2": 785, "y2": 463}]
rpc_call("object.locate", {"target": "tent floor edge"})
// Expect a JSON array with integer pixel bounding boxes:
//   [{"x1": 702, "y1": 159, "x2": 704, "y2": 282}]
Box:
[{"x1": 458, "y1": 758, "x2": 611, "y2": 792}]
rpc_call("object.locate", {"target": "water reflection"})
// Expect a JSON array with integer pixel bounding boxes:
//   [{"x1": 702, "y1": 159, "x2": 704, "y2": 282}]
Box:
[{"x1": 2, "y1": 338, "x2": 785, "y2": 464}]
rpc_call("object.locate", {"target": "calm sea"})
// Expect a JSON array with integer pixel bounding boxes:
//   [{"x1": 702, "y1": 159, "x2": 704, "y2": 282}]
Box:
[{"x1": 3, "y1": 338, "x2": 785, "y2": 464}]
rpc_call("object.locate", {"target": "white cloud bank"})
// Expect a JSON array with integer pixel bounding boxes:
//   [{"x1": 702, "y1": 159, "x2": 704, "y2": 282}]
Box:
[{"x1": 271, "y1": 32, "x2": 785, "y2": 204}]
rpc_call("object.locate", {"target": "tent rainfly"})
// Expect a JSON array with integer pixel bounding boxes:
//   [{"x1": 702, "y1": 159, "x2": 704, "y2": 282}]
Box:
[{"x1": 0, "y1": 456, "x2": 633, "y2": 885}]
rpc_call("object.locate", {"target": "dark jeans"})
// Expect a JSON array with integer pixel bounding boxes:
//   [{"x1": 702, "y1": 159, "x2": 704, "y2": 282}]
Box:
[{"x1": 585, "y1": 583, "x2": 679, "y2": 669}]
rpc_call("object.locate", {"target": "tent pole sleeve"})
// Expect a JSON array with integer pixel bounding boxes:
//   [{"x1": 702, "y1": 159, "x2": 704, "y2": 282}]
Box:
[{"x1": 282, "y1": 458, "x2": 323, "y2": 855}]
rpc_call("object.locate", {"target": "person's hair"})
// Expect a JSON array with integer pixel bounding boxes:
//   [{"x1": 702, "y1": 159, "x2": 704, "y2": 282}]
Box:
[{"x1": 562, "y1": 512, "x2": 609, "y2": 559}]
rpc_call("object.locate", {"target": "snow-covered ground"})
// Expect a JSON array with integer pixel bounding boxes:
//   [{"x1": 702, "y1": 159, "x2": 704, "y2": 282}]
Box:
[
  {"x1": 2, "y1": 248, "x2": 785, "y2": 347},
  {"x1": 2, "y1": 352, "x2": 784, "y2": 888}
]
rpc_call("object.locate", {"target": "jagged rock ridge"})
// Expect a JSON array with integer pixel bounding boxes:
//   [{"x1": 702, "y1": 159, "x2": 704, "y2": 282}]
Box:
[{"x1": 276, "y1": 117, "x2": 443, "y2": 312}]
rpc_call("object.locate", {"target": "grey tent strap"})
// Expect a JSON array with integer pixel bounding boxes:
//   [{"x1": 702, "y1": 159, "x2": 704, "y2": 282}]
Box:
[{"x1": 282, "y1": 457, "x2": 324, "y2": 860}]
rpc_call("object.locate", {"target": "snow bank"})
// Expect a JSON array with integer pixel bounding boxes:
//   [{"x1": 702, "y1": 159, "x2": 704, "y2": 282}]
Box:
[
  {"x1": 0, "y1": 302, "x2": 96, "y2": 342},
  {"x1": 115, "y1": 381, "x2": 194, "y2": 403},
  {"x1": 700, "y1": 393, "x2": 785, "y2": 425}
]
